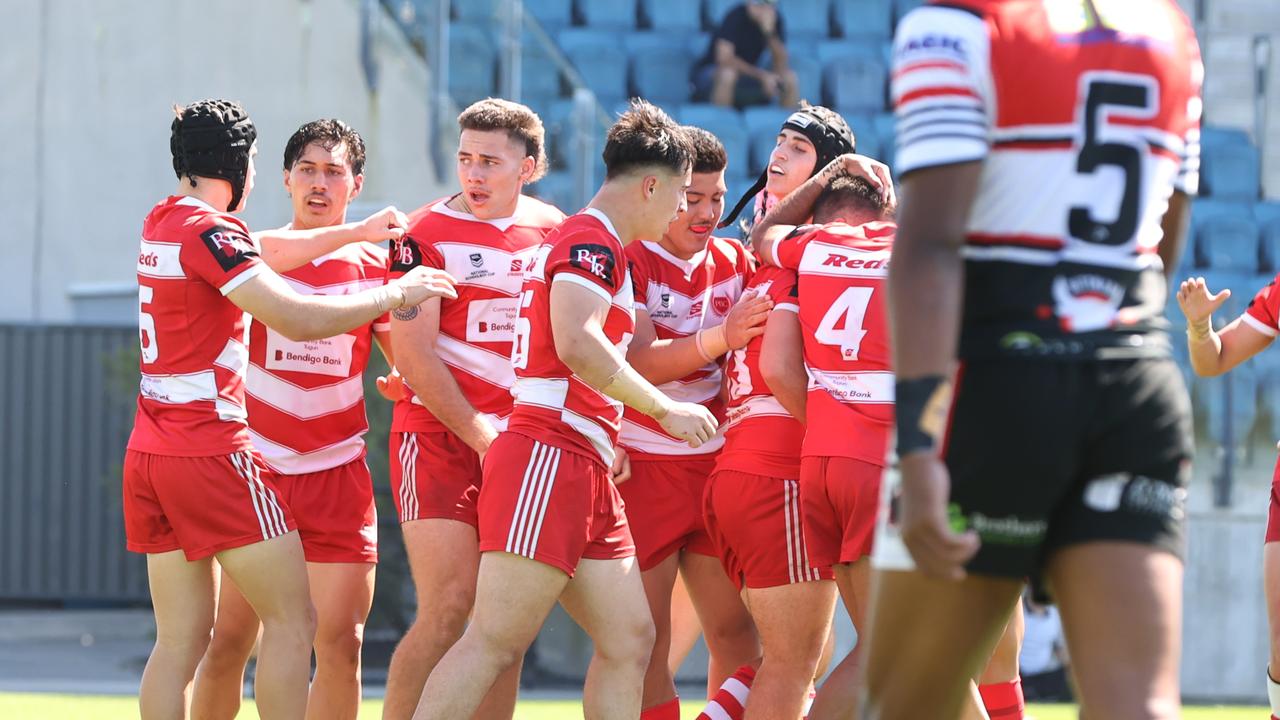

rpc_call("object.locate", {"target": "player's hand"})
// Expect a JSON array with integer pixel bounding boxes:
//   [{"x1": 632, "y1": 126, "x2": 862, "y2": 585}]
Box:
[
  {"x1": 1176, "y1": 276, "x2": 1230, "y2": 327},
  {"x1": 824, "y1": 154, "x2": 897, "y2": 209},
  {"x1": 395, "y1": 266, "x2": 458, "y2": 306},
  {"x1": 657, "y1": 401, "x2": 718, "y2": 449},
  {"x1": 358, "y1": 206, "x2": 412, "y2": 243},
  {"x1": 610, "y1": 446, "x2": 632, "y2": 486},
  {"x1": 375, "y1": 368, "x2": 407, "y2": 401},
  {"x1": 898, "y1": 453, "x2": 979, "y2": 581},
  {"x1": 723, "y1": 288, "x2": 773, "y2": 349},
  {"x1": 471, "y1": 422, "x2": 500, "y2": 467}
]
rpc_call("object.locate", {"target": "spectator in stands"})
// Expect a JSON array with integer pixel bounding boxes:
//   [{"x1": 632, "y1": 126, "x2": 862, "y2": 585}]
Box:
[
  {"x1": 1019, "y1": 594, "x2": 1072, "y2": 702},
  {"x1": 692, "y1": 0, "x2": 800, "y2": 109}
]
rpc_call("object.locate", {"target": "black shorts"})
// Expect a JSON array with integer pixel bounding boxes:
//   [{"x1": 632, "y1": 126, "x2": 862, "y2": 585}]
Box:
[{"x1": 943, "y1": 358, "x2": 1192, "y2": 580}]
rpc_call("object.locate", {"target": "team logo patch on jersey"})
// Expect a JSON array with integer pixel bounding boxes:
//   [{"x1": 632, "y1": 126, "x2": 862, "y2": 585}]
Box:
[
  {"x1": 470, "y1": 253, "x2": 484, "y2": 268},
  {"x1": 390, "y1": 237, "x2": 422, "y2": 273},
  {"x1": 200, "y1": 225, "x2": 258, "y2": 272},
  {"x1": 712, "y1": 295, "x2": 732, "y2": 316},
  {"x1": 661, "y1": 292, "x2": 672, "y2": 308},
  {"x1": 569, "y1": 243, "x2": 616, "y2": 284}
]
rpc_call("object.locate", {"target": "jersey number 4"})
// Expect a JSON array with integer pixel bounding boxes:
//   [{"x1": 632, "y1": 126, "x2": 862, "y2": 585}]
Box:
[
  {"x1": 816, "y1": 286, "x2": 874, "y2": 360},
  {"x1": 1069, "y1": 73, "x2": 1158, "y2": 246}
]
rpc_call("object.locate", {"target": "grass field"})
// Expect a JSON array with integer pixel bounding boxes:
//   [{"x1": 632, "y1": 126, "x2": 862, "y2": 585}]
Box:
[{"x1": 0, "y1": 694, "x2": 1266, "y2": 720}]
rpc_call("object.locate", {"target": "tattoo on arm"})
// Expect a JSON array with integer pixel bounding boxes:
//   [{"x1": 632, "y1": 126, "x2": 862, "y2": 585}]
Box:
[{"x1": 392, "y1": 305, "x2": 420, "y2": 321}]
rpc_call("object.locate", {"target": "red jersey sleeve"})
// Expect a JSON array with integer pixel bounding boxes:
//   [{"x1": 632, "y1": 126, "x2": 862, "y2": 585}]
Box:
[
  {"x1": 546, "y1": 229, "x2": 625, "y2": 303},
  {"x1": 625, "y1": 247, "x2": 652, "y2": 305},
  {"x1": 387, "y1": 234, "x2": 445, "y2": 281},
  {"x1": 764, "y1": 265, "x2": 799, "y2": 314},
  {"x1": 1243, "y1": 275, "x2": 1280, "y2": 338},
  {"x1": 771, "y1": 225, "x2": 820, "y2": 270},
  {"x1": 180, "y1": 213, "x2": 264, "y2": 295}
]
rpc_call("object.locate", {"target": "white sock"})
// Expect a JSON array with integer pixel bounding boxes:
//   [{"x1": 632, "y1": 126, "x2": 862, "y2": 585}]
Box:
[{"x1": 1267, "y1": 666, "x2": 1280, "y2": 717}]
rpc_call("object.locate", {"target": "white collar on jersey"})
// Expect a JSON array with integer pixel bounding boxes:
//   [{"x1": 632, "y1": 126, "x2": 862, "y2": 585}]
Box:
[
  {"x1": 640, "y1": 239, "x2": 708, "y2": 279},
  {"x1": 272, "y1": 222, "x2": 356, "y2": 267},
  {"x1": 581, "y1": 207, "x2": 622, "y2": 242},
  {"x1": 175, "y1": 195, "x2": 219, "y2": 213},
  {"x1": 429, "y1": 195, "x2": 532, "y2": 232}
]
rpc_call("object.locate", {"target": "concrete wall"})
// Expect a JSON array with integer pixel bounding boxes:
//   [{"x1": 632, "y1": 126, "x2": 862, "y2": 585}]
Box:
[{"x1": 0, "y1": 0, "x2": 449, "y2": 324}]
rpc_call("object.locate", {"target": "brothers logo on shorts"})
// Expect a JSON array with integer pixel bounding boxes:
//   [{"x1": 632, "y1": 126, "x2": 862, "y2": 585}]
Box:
[
  {"x1": 569, "y1": 243, "x2": 616, "y2": 284},
  {"x1": 200, "y1": 225, "x2": 258, "y2": 272},
  {"x1": 390, "y1": 237, "x2": 422, "y2": 273}
]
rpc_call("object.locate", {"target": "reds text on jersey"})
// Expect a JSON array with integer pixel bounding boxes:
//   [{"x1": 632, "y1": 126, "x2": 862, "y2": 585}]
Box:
[
  {"x1": 772, "y1": 221, "x2": 895, "y2": 465},
  {"x1": 506, "y1": 209, "x2": 636, "y2": 467},
  {"x1": 893, "y1": 0, "x2": 1202, "y2": 358},
  {"x1": 129, "y1": 196, "x2": 265, "y2": 456}
]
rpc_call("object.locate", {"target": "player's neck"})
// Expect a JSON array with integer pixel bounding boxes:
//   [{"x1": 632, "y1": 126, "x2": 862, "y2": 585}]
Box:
[
  {"x1": 176, "y1": 178, "x2": 234, "y2": 213},
  {"x1": 290, "y1": 213, "x2": 346, "y2": 232},
  {"x1": 656, "y1": 236, "x2": 700, "y2": 261},
  {"x1": 587, "y1": 186, "x2": 645, "y2": 245},
  {"x1": 447, "y1": 191, "x2": 520, "y2": 221}
]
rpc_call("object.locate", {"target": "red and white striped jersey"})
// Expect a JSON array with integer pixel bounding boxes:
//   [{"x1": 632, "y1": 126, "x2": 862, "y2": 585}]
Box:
[
  {"x1": 892, "y1": 0, "x2": 1202, "y2": 359},
  {"x1": 245, "y1": 242, "x2": 389, "y2": 475},
  {"x1": 772, "y1": 222, "x2": 895, "y2": 465},
  {"x1": 718, "y1": 264, "x2": 806, "y2": 479},
  {"x1": 1243, "y1": 276, "x2": 1280, "y2": 339},
  {"x1": 620, "y1": 237, "x2": 752, "y2": 458},
  {"x1": 387, "y1": 196, "x2": 565, "y2": 434},
  {"x1": 506, "y1": 209, "x2": 636, "y2": 468},
  {"x1": 128, "y1": 196, "x2": 265, "y2": 456}
]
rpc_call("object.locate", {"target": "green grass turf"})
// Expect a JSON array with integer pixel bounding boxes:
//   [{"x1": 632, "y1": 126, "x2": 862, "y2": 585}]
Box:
[{"x1": 0, "y1": 694, "x2": 1267, "y2": 720}]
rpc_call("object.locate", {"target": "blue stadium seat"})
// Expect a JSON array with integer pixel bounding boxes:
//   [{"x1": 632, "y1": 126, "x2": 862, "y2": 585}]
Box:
[
  {"x1": 1201, "y1": 333, "x2": 1261, "y2": 448},
  {"x1": 525, "y1": 0, "x2": 573, "y2": 29},
  {"x1": 528, "y1": 171, "x2": 578, "y2": 213},
  {"x1": 449, "y1": 23, "x2": 497, "y2": 107},
  {"x1": 522, "y1": 35, "x2": 564, "y2": 107},
  {"x1": 559, "y1": 28, "x2": 629, "y2": 107},
  {"x1": 778, "y1": 0, "x2": 833, "y2": 39},
  {"x1": 577, "y1": 0, "x2": 638, "y2": 29},
  {"x1": 679, "y1": 104, "x2": 751, "y2": 176},
  {"x1": 1201, "y1": 127, "x2": 1261, "y2": 201},
  {"x1": 705, "y1": 0, "x2": 740, "y2": 27},
  {"x1": 817, "y1": 39, "x2": 885, "y2": 66},
  {"x1": 625, "y1": 33, "x2": 694, "y2": 106},
  {"x1": 832, "y1": 0, "x2": 893, "y2": 40},
  {"x1": 788, "y1": 54, "x2": 823, "y2": 106},
  {"x1": 640, "y1": 0, "x2": 703, "y2": 32},
  {"x1": 744, "y1": 106, "x2": 795, "y2": 176},
  {"x1": 825, "y1": 57, "x2": 889, "y2": 113},
  {"x1": 1258, "y1": 202, "x2": 1280, "y2": 272},
  {"x1": 688, "y1": 32, "x2": 713, "y2": 60},
  {"x1": 1192, "y1": 199, "x2": 1259, "y2": 271},
  {"x1": 893, "y1": 0, "x2": 928, "y2": 23},
  {"x1": 542, "y1": 99, "x2": 578, "y2": 168},
  {"x1": 453, "y1": 0, "x2": 500, "y2": 21}
]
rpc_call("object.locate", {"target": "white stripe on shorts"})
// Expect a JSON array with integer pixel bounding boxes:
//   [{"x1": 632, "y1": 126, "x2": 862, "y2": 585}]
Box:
[{"x1": 505, "y1": 441, "x2": 561, "y2": 559}]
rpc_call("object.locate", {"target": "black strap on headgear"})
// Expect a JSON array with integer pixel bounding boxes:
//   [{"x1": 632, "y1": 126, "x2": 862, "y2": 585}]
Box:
[
  {"x1": 171, "y1": 99, "x2": 258, "y2": 213},
  {"x1": 719, "y1": 106, "x2": 857, "y2": 229}
]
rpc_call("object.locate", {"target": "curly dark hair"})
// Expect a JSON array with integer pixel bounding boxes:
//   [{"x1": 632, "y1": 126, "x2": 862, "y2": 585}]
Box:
[
  {"x1": 603, "y1": 100, "x2": 695, "y2": 179},
  {"x1": 283, "y1": 119, "x2": 367, "y2": 176},
  {"x1": 682, "y1": 126, "x2": 728, "y2": 175},
  {"x1": 458, "y1": 98, "x2": 549, "y2": 182}
]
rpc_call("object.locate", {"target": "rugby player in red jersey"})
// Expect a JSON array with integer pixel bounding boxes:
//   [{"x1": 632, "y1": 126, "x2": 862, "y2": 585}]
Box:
[
  {"x1": 380, "y1": 98, "x2": 565, "y2": 720},
  {"x1": 620, "y1": 126, "x2": 769, "y2": 719},
  {"x1": 412, "y1": 101, "x2": 715, "y2": 720},
  {"x1": 126, "y1": 99, "x2": 454, "y2": 720},
  {"x1": 867, "y1": 1, "x2": 1202, "y2": 717},
  {"x1": 191, "y1": 119, "x2": 392, "y2": 720}
]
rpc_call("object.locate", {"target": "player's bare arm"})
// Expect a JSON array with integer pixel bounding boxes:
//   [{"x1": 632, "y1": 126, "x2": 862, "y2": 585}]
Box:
[
  {"x1": 626, "y1": 293, "x2": 772, "y2": 386},
  {"x1": 389, "y1": 296, "x2": 501, "y2": 456},
  {"x1": 1158, "y1": 190, "x2": 1193, "y2": 281},
  {"x1": 227, "y1": 265, "x2": 455, "y2": 341},
  {"x1": 888, "y1": 160, "x2": 984, "y2": 582},
  {"x1": 1178, "y1": 277, "x2": 1272, "y2": 376},
  {"x1": 373, "y1": 331, "x2": 406, "y2": 401},
  {"x1": 758, "y1": 308, "x2": 807, "y2": 423},
  {"x1": 254, "y1": 206, "x2": 411, "y2": 273},
  {"x1": 549, "y1": 280, "x2": 717, "y2": 447},
  {"x1": 751, "y1": 153, "x2": 894, "y2": 264}
]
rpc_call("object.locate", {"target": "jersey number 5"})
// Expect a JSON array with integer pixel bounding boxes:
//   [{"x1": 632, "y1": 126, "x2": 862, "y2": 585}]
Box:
[
  {"x1": 511, "y1": 289, "x2": 535, "y2": 370},
  {"x1": 1068, "y1": 74, "x2": 1157, "y2": 247},
  {"x1": 816, "y1": 286, "x2": 874, "y2": 360},
  {"x1": 138, "y1": 284, "x2": 159, "y2": 364}
]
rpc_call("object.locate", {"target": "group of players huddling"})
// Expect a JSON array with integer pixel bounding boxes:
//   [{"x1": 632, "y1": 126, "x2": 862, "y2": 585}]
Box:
[{"x1": 123, "y1": 1, "x2": 1236, "y2": 718}]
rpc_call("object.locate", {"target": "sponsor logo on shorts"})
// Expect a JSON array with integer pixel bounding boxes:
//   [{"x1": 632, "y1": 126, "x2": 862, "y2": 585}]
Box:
[
  {"x1": 1084, "y1": 473, "x2": 1186, "y2": 520},
  {"x1": 951, "y1": 506, "x2": 1047, "y2": 546}
]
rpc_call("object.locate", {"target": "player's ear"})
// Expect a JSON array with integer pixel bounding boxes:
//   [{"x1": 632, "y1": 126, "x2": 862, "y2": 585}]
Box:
[
  {"x1": 350, "y1": 173, "x2": 364, "y2": 202},
  {"x1": 643, "y1": 175, "x2": 658, "y2": 200},
  {"x1": 282, "y1": 169, "x2": 292, "y2": 196},
  {"x1": 519, "y1": 155, "x2": 536, "y2": 184}
]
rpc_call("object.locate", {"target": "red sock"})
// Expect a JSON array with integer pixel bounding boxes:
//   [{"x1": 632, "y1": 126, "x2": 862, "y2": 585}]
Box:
[
  {"x1": 696, "y1": 664, "x2": 757, "y2": 720},
  {"x1": 641, "y1": 697, "x2": 682, "y2": 720},
  {"x1": 978, "y1": 679, "x2": 1025, "y2": 720}
]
